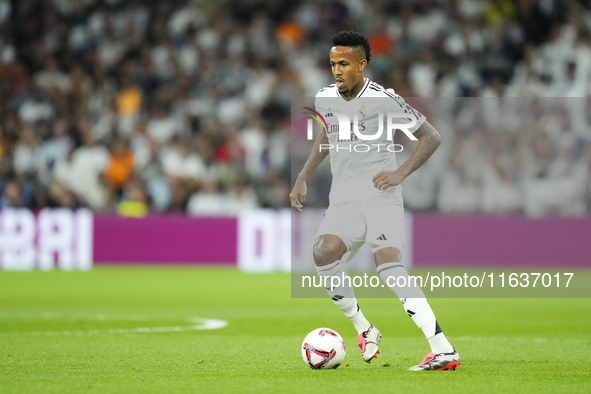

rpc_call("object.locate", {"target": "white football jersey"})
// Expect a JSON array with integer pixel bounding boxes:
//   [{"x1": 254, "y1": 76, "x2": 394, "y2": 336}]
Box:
[{"x1": 315, "y1": 78, "x2": 426, "y2": 204}]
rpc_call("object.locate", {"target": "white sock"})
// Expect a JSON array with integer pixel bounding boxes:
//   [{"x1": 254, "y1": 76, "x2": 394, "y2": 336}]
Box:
[
  {"x1": 377, "y1": 262, "x2": 454, "y2": 354},
  {"x1": 428, "y1": 332, "x2": 454, "y2": 354},
  {"x1": 349, "y1": 308, "x2": 371, "y2": 334},
  {"x1": 316, "y1": 260, "x2": 371, "y2": 334}
]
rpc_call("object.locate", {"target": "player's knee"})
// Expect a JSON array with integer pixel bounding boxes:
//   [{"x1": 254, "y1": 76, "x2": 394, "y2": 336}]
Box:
[
  {"x1": 374, "y1": 247, "x2": 402, "y2": 267},
  {"x1": 313, "y1": 235, "x2": 346, "y2": 266}
]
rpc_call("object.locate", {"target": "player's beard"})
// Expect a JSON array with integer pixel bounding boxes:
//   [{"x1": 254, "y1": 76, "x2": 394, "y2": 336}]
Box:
[{"x1": 338, "y1": 84, "x2": 354, "y2": 97}]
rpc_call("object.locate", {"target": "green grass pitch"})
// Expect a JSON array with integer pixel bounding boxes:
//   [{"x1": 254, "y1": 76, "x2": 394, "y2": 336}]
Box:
[{"x1": 1, "y1": 267, "x2": 590, "y2": 394}]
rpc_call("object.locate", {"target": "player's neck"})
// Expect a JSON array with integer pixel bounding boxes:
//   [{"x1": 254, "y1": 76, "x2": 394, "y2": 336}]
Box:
[{"x1": 341, "y1": 77, "x2": 365, "y2": 99}]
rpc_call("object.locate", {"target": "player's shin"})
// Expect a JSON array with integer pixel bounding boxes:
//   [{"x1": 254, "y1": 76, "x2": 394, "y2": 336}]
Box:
[
  {"x1": 377, "y1": 262, "x2": 454, "y2": 354},
  {"x1": 316, "y1": 260, "x2": 371, "y2": 334}
]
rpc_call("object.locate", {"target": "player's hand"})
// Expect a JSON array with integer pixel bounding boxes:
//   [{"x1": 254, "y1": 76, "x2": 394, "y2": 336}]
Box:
[
  {"x1": 372, "y1": 170, "x2": 404, "y2": 190},
  {"x1": 289, "y1": 179, "x2": 307, "y2": 212}
]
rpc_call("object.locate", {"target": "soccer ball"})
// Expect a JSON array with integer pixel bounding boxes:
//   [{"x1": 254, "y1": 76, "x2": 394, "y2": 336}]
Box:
[{"x1": 301, "y1": 328, "x2": 346, "y2": 369}]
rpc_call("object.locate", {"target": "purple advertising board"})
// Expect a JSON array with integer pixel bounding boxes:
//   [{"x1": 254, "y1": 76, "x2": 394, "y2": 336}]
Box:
[
  {"x1": 88, "y1": 212, "x2": 590, "y2": 268},
  {"x1": 413, "y1": 214, "x2": 591, "y2": 267},
  {"x1": 3, "y1": 210, "x2": 588, "y2": 270},
  {"x1": 93, "y1": 215, "x2": 237, "y2": 264}
]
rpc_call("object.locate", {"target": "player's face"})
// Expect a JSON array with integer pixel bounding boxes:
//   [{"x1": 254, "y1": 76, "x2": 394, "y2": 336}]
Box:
[{"x1": 330, "y1": 46, "x2": 367, "y2": 96}]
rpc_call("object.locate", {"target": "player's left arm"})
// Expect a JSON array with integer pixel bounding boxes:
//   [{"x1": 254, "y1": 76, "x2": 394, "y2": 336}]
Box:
[{"x1": 372, "y1": 121, "x2": 441, "y2": 190}]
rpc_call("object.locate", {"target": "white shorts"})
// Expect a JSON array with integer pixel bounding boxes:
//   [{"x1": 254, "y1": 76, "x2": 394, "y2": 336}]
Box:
[{"x1": 315, "y1": 195, "x2": 405, "y2": 264}]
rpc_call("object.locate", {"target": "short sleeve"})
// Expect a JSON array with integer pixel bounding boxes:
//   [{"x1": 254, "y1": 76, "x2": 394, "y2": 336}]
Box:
[{"x1": 384, "y1": 88, "x2": 426, "y2": 133}]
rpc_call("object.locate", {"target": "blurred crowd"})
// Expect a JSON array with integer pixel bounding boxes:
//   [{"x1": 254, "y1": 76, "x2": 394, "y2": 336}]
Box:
[
  {"x1": 400, "y1": 97, "x2": 591, "y2": 217},
  {"x1": 0, "y1": 0, "x2": 590, "y2": 216}
]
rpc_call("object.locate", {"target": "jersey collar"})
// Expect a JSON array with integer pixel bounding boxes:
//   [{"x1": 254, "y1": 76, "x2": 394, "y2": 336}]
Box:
[{"x1": 336, "y1": 78, "x2": 370, "y2": 99}]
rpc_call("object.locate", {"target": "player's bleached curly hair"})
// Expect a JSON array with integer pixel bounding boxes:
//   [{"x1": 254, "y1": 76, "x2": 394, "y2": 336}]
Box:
[{"x1": 332, "y1": 30, "x2": 372, "y2": 64}]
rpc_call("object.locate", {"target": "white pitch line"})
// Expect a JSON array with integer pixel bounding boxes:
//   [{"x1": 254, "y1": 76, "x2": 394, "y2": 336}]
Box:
[
  {"x1": 0, "y1": 312, "x2": 150, "y2": 321},
  {"x1": 0, "y1": 317, "x2": 228, "y2": 336}
]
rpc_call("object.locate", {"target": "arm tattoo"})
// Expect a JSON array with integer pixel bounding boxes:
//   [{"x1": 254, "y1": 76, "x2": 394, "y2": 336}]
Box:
[
  {"x1": 397, "y1": 121, "x2": 441, "y2": 180},
  {"x1": 298, "y1": 130, "x2": 329, "y2": 181}
]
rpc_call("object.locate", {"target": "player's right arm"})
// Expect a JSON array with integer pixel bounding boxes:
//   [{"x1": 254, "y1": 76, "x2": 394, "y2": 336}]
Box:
[{"x1": 289, "y1": 128, "x2": 329, "y2": 212}]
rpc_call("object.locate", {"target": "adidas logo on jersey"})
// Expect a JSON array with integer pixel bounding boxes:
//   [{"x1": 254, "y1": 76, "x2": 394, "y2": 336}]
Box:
[{"x1": 376, "y1": 234, "x2": 387, "y2": 241}]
